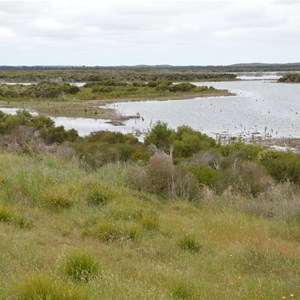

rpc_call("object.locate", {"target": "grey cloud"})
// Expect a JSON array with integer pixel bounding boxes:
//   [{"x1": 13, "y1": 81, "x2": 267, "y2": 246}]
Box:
[{"x1": 0, "y1": 0, "x2": 299, "y2": 65}]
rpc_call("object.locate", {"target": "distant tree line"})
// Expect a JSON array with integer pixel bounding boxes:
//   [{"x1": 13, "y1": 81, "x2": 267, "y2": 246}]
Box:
[{"x1": 0, "y1": 70, "x2": 237, "y2": 83}]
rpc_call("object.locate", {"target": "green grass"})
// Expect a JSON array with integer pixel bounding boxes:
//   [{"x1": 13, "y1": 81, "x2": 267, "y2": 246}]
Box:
[
  {"x1": 0, "y1": 152, "x2": 299, "y2": 299},
  {"x1": 64, "y1": 250, "x2": 99, "y2": 282},
  {"x1": 12, "y1": 273, "x2": 86, "y2": 300}
]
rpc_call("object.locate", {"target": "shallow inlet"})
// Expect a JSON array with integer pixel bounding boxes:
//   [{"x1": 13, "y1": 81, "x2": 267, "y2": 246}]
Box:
[{"x1": 0, "y1": 76, "x2": 300, "y2": 141}]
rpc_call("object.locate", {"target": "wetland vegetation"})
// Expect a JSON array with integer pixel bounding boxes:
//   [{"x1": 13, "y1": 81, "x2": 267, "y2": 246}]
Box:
[
  {"x1": 1, "y1": 64, "x2": 300, "y2": 299},
  {"x1": 0, "y1": 113, "x2": 300, "y2": 298},
  {"x1": 0, "y1": 80, "x2": 232, "y2": 120},
  {"x1": 278, "y1": 73, "x2": 300, "y2": 83}
]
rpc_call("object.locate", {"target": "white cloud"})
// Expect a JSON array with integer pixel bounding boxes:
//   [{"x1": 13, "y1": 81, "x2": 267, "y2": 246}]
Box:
[{"x1": 0, "y1": 0, "x2": 299, "y2": 65}]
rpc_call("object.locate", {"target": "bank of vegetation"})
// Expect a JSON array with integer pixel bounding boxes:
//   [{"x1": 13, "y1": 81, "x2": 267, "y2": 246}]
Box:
[
  {"x1": 0, "y1": 112, "x2": 300, "y2": 298},
  {"x1": 0, "y1": 69, "x2": 237, "y2": 83},
  {"x1": 0, "y1": 80, "x2": 232, "y2": 119},
  {"x1": 278, "y1": 73, "x2": 300, "y2": 83}
]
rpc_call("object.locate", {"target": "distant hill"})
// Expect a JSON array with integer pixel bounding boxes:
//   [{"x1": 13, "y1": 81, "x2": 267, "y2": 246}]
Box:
[{"x1": 1, "y1": 63, "x2": 300, "y2": 72}]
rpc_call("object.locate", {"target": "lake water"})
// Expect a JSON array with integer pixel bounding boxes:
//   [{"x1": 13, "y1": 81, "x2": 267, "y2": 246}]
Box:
[
  {"x1": 106, "y1": 80, "x2": 300, "y2": 140},
  {"x1": 1, "y1": 77, "x2": 300, "y2": 140}
]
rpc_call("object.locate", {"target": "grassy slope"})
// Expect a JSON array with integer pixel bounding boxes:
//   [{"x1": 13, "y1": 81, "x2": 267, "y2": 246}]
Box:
[{"x1": 0, "y1": 153, "x2": 299, "y2": 299}]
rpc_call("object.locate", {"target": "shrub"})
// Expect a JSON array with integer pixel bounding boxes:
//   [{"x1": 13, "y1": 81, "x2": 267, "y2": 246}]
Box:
[
  {"x1": 126, "y1": 154, "x2": 199, "y2": 200},
  {"x1": 170, "y1": 82, "x2": 195, "y2": 92},
  {"x1": 13, "y1": 273, "x2": 85, "y2": 300},
  {"x1": 189, "y1": 165, "x2": 220, "y2": 188},
  {"x1": 173, "y1": 126, "x2": 216, "y2": 158},
  {"x1": 261, "y1": 152, "x2": 300, "y2": 185},
  {"x1": 221, "y1": 161, "x2": 273, "y2": 197},
  {"x1": 64, "y1": 251, "x2": 99, "y2": 282},
  {"x1": 145, "y1": 154, "x2": 175, "y2": 196},
  {"x1": 144, "y1": 121, "x2": 175, "y2": 153}
]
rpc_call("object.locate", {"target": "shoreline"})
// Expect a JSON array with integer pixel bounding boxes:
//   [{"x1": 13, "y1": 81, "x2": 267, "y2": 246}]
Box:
[{"x1": 0, "y1": 89, "x2": 234, "y2": 121}]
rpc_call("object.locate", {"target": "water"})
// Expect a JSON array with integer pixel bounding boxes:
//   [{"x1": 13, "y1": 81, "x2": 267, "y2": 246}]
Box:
[
  {"x1": 106, "y1": 80, "x2": 300, "y2": 139},
  {"x1": 0, "y1": 78, "x2": 300, "y2": 139}
]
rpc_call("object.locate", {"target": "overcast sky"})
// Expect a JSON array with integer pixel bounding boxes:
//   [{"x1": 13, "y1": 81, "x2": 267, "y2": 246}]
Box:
[{"x1": 0, "y1": 0, "x2": 299, "y2": 66}]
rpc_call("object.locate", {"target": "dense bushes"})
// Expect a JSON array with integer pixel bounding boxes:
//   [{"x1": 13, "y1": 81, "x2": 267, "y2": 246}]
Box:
[
  {"x1": 72, "y1": 131, "x2": 149, "y2": 169},
  {"x1": 145, "y1": 122, "x2": 216, "y2": 159},
  {"x1": 0, "y1": 67, "x2": 237, "y2": 83},
  {"x1": 0, "y1": 81, "x2": 79, "y2": 99},
  {"x1": 278, "y1": 73, "x2": 300, "y2": 83},
  {"x1": 1, "y1": 112, "x2": 299, "y2": 199},
  {"x1": 126, "y1": 153, "x2": 199, "y2": 200},
  {"x1": 83, "y1": 80, "x2": 217, "y2": 99},
  {"x1": 0, "y1": 110, "x2": 78, "y2": 147},
  {"x1": 261, "y1": 151, "x2": 300, "y2": 185}
]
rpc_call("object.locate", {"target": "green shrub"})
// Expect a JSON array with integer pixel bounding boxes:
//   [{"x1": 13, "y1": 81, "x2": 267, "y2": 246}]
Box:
[
  {"x1": 145, "y1": 121, "x2": 175, "y2": 153},
  {"x1": 189, "y1": 165, "x2": 220, "y2": 188},
  {"x1": 170, "y1": 82, "x2": 195, "y2": 92},
  {"x1": 261, "y1": 152, "x2": 300, "y2": 185},
  {"x1": 64, "y1": 251, "x2": 99, "y2": 282},
  {"x1": 13, "y1": 273, "x2": 85, "y2": 300}
]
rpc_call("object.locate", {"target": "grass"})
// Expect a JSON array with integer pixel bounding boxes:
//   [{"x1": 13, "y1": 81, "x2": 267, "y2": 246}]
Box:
[
  {"x1": 12, "y1": 273, "x2": 86, "y2": 300},
  {"x1": 64, "y1": 250, "x2": 99, "y2": 282},
  {"x1": 0, "y1": 152, "x2": 299, "y2": 299}
]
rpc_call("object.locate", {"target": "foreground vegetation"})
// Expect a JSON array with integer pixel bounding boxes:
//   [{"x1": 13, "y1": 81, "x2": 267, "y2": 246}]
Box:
[{"x1": 0, "y1": 112, "x2": 300, "y2": 298}]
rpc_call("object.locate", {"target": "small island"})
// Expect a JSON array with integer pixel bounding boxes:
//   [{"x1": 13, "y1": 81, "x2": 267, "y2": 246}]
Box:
[{"x1": 278, "y1": 73, "x2": 300, "y2": 83}]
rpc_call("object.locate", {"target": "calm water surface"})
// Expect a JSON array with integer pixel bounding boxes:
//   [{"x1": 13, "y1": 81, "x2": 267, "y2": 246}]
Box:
[
  {"x1": 1, "y1": 79, "x2": 300, "y2": 139},
  {"x1": 105, "y1": 80, "x2": 300, "y2": 139}
]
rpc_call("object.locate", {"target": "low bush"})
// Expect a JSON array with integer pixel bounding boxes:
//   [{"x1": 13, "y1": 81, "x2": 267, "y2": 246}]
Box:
[
  {"x1": 126, "y1": 154, "x2": 199, "y2": 200},
  {"x1": 189, "y1": 165, "x2": 220, "y2": 188},
  {"x1": 261, "y1": 151, "x2": 300, "y2": 185},
  {"x1": 220, "y1": 161, "x2": 273, "y2": 197}
]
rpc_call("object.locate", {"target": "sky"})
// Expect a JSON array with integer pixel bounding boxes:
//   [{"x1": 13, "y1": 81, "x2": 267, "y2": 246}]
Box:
[{"x1": 0, "y1": 0, "x2": 299, "y2": 66}]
